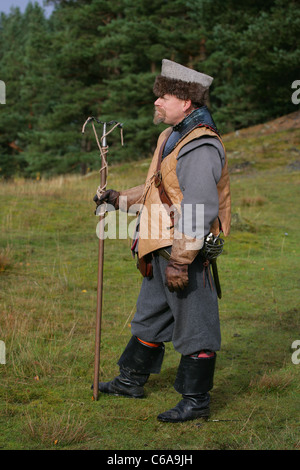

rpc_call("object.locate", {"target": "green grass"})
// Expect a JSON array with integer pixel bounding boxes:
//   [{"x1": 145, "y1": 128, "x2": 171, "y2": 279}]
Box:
[{"x1": 0, "y1": 127, "x2": 299, "y2": 450}]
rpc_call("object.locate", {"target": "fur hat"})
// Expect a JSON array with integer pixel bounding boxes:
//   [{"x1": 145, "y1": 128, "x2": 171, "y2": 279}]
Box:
[{"x1": 153, "y1": 59, "x2": 213, "y2": 105}]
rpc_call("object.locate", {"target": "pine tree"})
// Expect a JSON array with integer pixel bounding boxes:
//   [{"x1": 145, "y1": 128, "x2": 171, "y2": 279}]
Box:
[
  {"x1": 191, "y1": 0, "x2": 300, "y2": 132},
  {"x1": 95, "y1": 0, "x2": 209, "y2": 161},
  {"x1": 17, "y1": 3, "x2": 55, "y2": 176},
  {"x1": 0, "y1": 8, "x2": 28, "y2": 177},
  {"x1": 26, "y1": 0, "x2": 121, "y2": 176},
  {"x1": 0, "y1": 0, "x2": 299, "y2": 177}
]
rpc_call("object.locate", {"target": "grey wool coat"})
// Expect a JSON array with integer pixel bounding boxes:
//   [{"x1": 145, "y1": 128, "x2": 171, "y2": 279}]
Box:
[{"x1": 131, "y1": 137, "x2": 225, "y2": 356}]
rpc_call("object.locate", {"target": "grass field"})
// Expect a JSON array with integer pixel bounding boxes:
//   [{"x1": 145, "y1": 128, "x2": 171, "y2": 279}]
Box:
[{"x1": 0, "y1": 118, "x2": 299, "y2": 450}]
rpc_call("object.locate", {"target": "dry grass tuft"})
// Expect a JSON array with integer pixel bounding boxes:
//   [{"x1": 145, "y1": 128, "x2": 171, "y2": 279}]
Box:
[
  {"x1": 0, "y1": 246, "x2": 13, "y2": 272},
  {"x1": 24, "y1": 408, "x2": 92, "y2": 448},
  {"x1": 241, "y1": 196, "x2": 267, "y2": 207},
  {"x1": 249, "y1": 370, "x2": 294, "y2": 392}
]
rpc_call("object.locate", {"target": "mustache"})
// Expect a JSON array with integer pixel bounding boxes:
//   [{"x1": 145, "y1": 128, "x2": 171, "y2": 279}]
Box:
[{"x1": 153, "y1": 107, "x2": 166, "y2": 125}]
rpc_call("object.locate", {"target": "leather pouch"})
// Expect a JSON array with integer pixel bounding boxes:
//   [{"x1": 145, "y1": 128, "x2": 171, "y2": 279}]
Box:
[{"x1": 137, "y1": 254, "x2": 153, "y2": 278}]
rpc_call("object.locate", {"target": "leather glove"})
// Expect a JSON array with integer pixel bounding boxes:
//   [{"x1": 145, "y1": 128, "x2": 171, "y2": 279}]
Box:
[
  {"x1": 165, "y1": 260, "x2": 189, "y2": 292},
  {"x1": 165, "y1": 231, "x2": 204, "y2": 293},
  {"x1": 93, "y1": 189, "x2": 120, "y2": 209}
]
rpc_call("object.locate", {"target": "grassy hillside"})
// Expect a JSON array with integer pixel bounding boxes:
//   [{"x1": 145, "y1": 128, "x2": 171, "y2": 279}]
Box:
[{"x1": 0, "y1": 113, "x2": 299, "y2": 450}]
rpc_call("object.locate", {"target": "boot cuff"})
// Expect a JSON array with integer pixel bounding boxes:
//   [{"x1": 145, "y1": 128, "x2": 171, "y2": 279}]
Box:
[
  {"x1": 174, "y1": 353, "x2": 216, "y2": 394},
  {"x1": 118, "y1": 336, "x2": 165, "y2": 374}
]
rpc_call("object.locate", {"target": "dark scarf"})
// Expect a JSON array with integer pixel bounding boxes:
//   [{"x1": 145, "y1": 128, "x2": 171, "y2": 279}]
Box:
[{"x1": 162, "y1": 106, "x2": 219, "y2": 160}]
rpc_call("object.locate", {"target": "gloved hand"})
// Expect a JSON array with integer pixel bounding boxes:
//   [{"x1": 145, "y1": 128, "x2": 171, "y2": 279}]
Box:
[
  {"x1": 165, "y1": 260, "x2": 189, "y2": 292},
  {"x1": 165, "y1": 231, "x2": 204, "y2": 293},
  {"x1": 93, "y1": 189, "x2": 120, "y2": 210}
]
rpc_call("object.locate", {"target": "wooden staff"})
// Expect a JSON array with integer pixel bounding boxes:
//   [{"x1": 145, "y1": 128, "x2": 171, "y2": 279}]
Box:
[{"x1": 82, "y1": 117, "x2": 123, "y2": 401}]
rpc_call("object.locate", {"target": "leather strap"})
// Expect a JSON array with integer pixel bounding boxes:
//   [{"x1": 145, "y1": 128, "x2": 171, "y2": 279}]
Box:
[
  {"x1": 136, "y1": 130, "x2": 173, "y2": 278},
  {"x1": 154, "y1": 129, "x2": 175, "y2": 224}
]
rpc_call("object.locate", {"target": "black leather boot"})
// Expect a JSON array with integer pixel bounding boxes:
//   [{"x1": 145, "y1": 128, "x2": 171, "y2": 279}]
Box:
[
  {"x1": 98, "y1": 336, "x2": 165, "y2": 398},
  {"x1": 157, "y1": 352, "x2": 216, "y2": 423},
  {"x1": 98, "y1": 367, "x2": 149, "y2": 398},
  {"x1": 157, "y1": 393, "x2": 210, "y2": 422}
]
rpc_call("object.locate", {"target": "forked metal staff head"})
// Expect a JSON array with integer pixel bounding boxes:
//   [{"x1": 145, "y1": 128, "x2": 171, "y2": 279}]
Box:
[{"x1": 82, "y1": 116, "x2": 123, "y2": 147}]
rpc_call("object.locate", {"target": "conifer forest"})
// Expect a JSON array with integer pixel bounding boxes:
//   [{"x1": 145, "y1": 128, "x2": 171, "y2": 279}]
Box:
[{"x1": 0, "y1": 0, "x2": 299, "y2": 178}]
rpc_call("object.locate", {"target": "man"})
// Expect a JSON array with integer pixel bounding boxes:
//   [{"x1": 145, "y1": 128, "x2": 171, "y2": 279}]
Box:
[{"x1": 94, "y1": 59, "x2": 231, "y2": 423}]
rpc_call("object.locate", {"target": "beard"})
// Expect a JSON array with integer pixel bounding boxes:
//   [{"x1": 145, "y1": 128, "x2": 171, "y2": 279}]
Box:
[{"x1": 153, "y1": 107, "x2": 166, "y2": 125}]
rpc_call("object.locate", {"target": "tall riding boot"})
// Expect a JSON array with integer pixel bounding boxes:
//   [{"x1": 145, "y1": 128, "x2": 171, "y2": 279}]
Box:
[
  {"x1": 157, "y1": 351, "x2": 216, "y2": 422},
  {"x1": 98, "y1": 336, "x2": 164, "y2": 398}
]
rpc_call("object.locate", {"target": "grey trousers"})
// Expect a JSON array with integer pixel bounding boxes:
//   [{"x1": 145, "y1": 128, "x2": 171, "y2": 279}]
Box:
[{"x1": 131, "y1": 251, "x2": 221, "y2": 356}]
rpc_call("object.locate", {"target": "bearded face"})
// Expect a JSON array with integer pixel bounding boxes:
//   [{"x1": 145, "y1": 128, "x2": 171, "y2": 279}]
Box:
[
  {"x1": 153, "y1": 95, "x2": 190, "y2": 127},
  {"x1": 153, "y1": 106, "x2": 166, "y2": 125}
]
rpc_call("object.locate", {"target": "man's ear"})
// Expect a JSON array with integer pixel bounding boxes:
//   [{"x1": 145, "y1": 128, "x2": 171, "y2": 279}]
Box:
[{"x1": 183, "y1": 99, "x2": 192, "y2": 113}]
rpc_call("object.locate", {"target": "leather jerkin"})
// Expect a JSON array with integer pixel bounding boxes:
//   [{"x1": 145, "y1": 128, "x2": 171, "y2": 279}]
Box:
[{"x1": 137, "y1": 131, "x2": 172, "y2": 278}]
